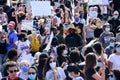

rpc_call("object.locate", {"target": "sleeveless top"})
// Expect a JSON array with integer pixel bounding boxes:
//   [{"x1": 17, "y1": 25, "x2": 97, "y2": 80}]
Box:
[{"x1": 86, "y1": 25, "x2": 94, "y2": 39}]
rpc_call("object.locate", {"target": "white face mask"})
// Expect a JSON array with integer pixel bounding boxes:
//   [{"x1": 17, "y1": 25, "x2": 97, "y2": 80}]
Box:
[
  {"x1": 113, "y1": 15, "x2": 118, "y2": 19},
  {"x1": 63, "y1": 50, "x2": 68, "y2": 55},
  {"x1": 32, "y1": 31, "x2": 36, "y2": 34},
  {"x1": 105, "y1": 27, "x2": 110, "y2": 32},
  {"x1": 49, "y1": 62, "x2": 56, "y2": 69}
]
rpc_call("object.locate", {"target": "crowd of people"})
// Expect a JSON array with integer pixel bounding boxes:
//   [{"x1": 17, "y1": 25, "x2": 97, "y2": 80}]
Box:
[{"x1": 0, "y1": 0, "x2": 120, "y2": 80}]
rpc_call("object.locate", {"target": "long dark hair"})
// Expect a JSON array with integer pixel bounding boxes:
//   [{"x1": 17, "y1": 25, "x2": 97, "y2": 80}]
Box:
[
  {"x1": 84, "y1": 53, "x2": 97, "y2": 72},
  {"x1": 57, "y1": 44, "x2": 66, "y2": 56},
  {"x1": 43, "y1": 56, "x2": 59, "y2": 80},
  {"x1": 38, "y1": 53, "x2": 48, "y2": 67},
  {"x1": 27, "y1": 66, "x2": 38, "y2": 80},
  {"x1": 93, "y1": 42, "x2": 104, "y2": 56}
]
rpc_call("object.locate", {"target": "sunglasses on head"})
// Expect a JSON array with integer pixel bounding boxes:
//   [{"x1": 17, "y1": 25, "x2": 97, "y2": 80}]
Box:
[
  {"x1": 28, "y1": 72, "x2": 36, "y2": 75},
  {"x1": 9, "y1": 70, "x2": 18, "y2": 73},
  {"x1": 49, "y1": 60, "x2": 56, "y2": 63}
]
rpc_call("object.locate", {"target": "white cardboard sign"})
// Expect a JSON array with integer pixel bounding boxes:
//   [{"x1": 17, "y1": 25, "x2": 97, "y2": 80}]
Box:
[
  {"x1": 30, "y1": 1, "x2": 51, "y2": 17},
  {"x1": 21, "y1": 20, "x2": 33, "y2": 30}
]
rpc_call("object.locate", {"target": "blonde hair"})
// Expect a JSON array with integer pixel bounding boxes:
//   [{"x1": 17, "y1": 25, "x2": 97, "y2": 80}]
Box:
[{"x1": 19, "y1": 60, "x2": 30, "y2": 68}]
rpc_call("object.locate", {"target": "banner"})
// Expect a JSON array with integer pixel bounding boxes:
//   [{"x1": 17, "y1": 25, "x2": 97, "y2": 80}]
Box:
[
  {"x1": 21, "y1": 20, "x2": 33, "y2": 30},
  {"x1": 30, "y1": 1, "x2": 51, "y2": 17}
]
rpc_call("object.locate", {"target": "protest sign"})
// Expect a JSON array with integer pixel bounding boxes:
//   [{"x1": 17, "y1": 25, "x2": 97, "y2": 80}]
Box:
[
  {"x1": 21, "y1": 20, "x2": 33, "y2": 30},
  {"x1": 88, "y1": 0, "x2": 102, "y2": 5},
  {"x1": 30, "y1": 1, "x2": 51, "y2": 17}
]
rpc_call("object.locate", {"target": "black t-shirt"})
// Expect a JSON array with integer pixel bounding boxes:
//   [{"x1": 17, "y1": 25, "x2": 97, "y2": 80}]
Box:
[
  {"x1": 0, "y1": 40, "x2": 7, "y2": 54},
  {"x1": 113, "y1": 0, "x2": 120, "y2": 11},
  {"x1": 8, "y1": 8, "x2": 16, "y2": 22},
  {"x1": 65, "y1": 33, "x2": 82, "y2": 48},
  {"x1": 57, "y1": 56, "x2": 70, "y2": 66},
  {"x1": 94, "y1": 28, "x2": 103, "y2": 38},
  {"x1": 73, "y1": 22, "x2": 84, "y2": 36},
  {"x1": 108, "y1": 19, "x2": 120, "y2": 36},
  {"x1": 85, "y1": 68, "x2": 96, "y2": 80}
]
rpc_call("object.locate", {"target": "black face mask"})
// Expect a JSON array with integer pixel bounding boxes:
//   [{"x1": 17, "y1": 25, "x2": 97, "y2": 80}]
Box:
[
  {"x1": 56, "y1": 13, "x2": 61, "y2": 17},
  {"x1": 24, "y1": 38, "x2": 27, "y2": 41}
]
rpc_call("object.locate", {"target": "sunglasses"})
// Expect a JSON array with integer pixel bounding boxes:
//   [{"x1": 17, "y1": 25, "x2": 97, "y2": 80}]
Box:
[
  {"x1": 9, "y1": 70, "x2": 18, "y2": 73},
  {"x1": 49, "y1": 60, "x2": 56, "y2": 63},
  {"x1": 28, "y1": 72, "x2": 36, "y2": 75}
]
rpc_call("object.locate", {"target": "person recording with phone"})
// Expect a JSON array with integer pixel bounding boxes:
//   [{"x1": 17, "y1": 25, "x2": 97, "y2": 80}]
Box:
[{"x1": 0, "y1": 29, "x2": 9, "y2": 66}]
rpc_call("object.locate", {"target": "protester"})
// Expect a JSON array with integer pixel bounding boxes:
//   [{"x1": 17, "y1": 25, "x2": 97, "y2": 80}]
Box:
[
  {"x1": 43, "y1": 56, "x2": 66, "y2": 80},
  {"x1": 83, "y1": 18, "x2": 96, "y2": 44},
  {"x1": 18, "y1": 60, "x2": 30, "y2": 80},
  {"x1": 105, "y1": 37, "x2": 116, "y2": 57},
  {"x1": 67, "y1": 64, "x2": 84, "y2": 80},
  {"x1": 65, "y1": 24, "x2": 83, "y2": 51},
  {"x1": 57, "y1": 44, "x2": 70, "y2": 68},
  {"x1": 0, "y1": 48, "x2": 18, "y2": 77},
  {"x1": 84, "y1": 53, "x2": 105, "y2": 80},
  {"x1": 108, "y1": 11, "x2": 120, "y2": 36},
  {"x1": 0, "y1": 0, "x2": 119, "y2": 80},
  {"x1": 1, "y1": 61, "x2": 23, "y2": 80},
  {"x1": 108, "y1": 42, "x2": 120, "y2": 71},
  {"x1": 28, "y1": 28, "x2": 42, "y2": 56},
  {"x1": 15, "y1": 33, "x2": 31, "y2": 55},
  {"x1": 99, "y1": 23, "x2": 114, "y2": 48},
  {"x1": 27, "y1": 66, "x2": 39, "y2": 80},
  {"x1": 7, "y1": 21, "x2": 18, "y2": 51},
  {"x1": 0, "y1": 7, "x2": 8, "y2": 32},
  {"x1": 0, "y1": 30, "x2": 9, "y2": 66}
]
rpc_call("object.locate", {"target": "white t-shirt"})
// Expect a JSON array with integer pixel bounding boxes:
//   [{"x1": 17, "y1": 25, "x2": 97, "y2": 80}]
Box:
[
  {"x1": 18, "y1": 71, "x2": 28, "y2": 80},
  {"x1": 45, "y1": 67, "x2": 66, "y2": 80},
  {"x1": 0, "y1": 72, "x2": 2, "y2": 80},
  {"x1": 15, "y1": 40, "x2": 31, "y2": 55},
  {"x1": 0, "y1": 12, "x2": 7, "y2": 25},
  {"x1": 17, "y1": 53, "x2": 34, "y2": 66},
  {"x1": 108, "y1": 54, "x2": 120, "y2": 70}
]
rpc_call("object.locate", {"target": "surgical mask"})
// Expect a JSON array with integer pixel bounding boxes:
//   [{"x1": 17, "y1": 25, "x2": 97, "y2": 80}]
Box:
[
  {"x1": 28, "y1": 74, "x2": 36, "y2": 80},
  {"x1": 75, "y1": 17, "x2": 80, "y2": 22},
  {"x1": 32, "y1": 31, "x2": 36, "y2": 34},
  {"x1": 110, "y1": 42, "x2": 115, "y2": 48},
  {"x1": 116, "y1": 47, "x2": 120, "y2": 52},
  {"x1": 24, "y1": 38, "x2": 27, "y2": 41},
  {"x1": 21, "y1": 66, "x2": 28, "y2": 72},
  {"x1": 49, "y1": 62, "x2": 56, "y2": 69},
  {"x1": 109, "y1": 76, "x2": 116, "y2": 80},
  {"x1": 63, "y1": 50, "x2": 68, "y2": 55},
  {"x1": 68, "y1": 73, "x2": 74, "y2": 79},
  {"x1": 97, "y1": 62, "x2": 102, "y2": 67},
  {"x1": 113, "y1": 15, "x2": 118, "y2": 19},
  {"x1": 105, "y1": 27, "x2": 110, "y2": 32}
]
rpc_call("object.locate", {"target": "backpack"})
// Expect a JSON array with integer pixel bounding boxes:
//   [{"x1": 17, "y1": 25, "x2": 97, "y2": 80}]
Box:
[{"x1": 29, "y1": 34, "x2": 41, "y2": 52}]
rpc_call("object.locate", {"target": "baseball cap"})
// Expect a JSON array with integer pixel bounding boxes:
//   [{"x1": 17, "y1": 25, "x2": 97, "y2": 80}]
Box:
[
  {"x1": 113, "y1": 11, "x2": 119, "y2": 15},
  {"x1": 9, "y1": 21, "x2": 15, "y2": 27}
]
